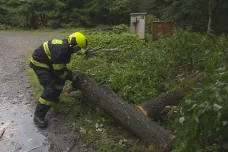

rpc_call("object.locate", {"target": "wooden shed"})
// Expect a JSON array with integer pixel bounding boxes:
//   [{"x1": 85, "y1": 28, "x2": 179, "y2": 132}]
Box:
[{"x1": 152, "y1": 21, "x2": 174, "y2": 40}]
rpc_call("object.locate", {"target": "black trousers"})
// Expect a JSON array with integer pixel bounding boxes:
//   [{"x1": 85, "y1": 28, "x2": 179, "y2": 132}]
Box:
[{"x1": 30, "y1": 63, "x2": 65, "y2": 117}]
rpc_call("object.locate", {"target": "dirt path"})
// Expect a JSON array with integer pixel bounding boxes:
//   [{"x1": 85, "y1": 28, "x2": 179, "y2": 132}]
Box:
[{"x1": 0, "y1": 31, "x2": 89, "y2": 152}]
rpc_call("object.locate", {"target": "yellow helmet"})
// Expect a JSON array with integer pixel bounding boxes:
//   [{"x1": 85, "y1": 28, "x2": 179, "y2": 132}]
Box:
[{"x1": 68, "y1": 32, "x2": 87, "y2": 49}]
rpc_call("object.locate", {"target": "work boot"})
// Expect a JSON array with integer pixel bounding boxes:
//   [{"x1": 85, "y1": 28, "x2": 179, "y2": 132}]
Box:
[
  {"x1": 33, "y1": 115, "x2": 48, "y2": 128},
  {"x1": 34, "y1": 102, "x2": 50, "y2": 128}
]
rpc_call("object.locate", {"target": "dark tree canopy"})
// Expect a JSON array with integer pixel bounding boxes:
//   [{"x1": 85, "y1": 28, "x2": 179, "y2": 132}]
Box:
[{"x1": 0, "y1": 0, "x2": 227, "y2": 33}]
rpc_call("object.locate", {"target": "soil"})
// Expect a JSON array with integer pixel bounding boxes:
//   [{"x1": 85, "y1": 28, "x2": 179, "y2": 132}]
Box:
[{"x1": 0, "y1": 31, "x2": 90, "y2": 152}]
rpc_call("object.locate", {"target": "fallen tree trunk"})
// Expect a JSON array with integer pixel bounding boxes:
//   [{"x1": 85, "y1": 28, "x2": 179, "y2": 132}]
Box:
[
  {"x1": 135, "y1": 72, "x2": 203, "y2": 120},
  {"x1": 72, "y1": 73, "x2": 175, "y2": 152},
  {"x1": 136, "y1": 91, "x2": 183, "y2": 120}
]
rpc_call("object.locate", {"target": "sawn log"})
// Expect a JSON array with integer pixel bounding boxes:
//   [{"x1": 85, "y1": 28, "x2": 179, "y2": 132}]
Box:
[
  {"x1": 136, "y1": 91, "x2": 183, "y2": 120},
  {"x1": 72, "y1": 73, "x2": 175, "y2": 152},
  {"x1": 135, "y1": 72, "x2": 202, "y2": 120}
]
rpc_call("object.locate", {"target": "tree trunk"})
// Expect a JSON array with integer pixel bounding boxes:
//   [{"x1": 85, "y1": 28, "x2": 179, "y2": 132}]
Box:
[
  {"x1": 135, "y1": 72, "x2": 203, "y2": 120},
  {"x1": 72, "y1": 73, "x2": 175, "y2": 152},
  {"x1": 208, "y1": 0, "x2": 220, "y2": 32},
  {"x1": 136, "y1": 91, "x2": 183, "y2": 120}
]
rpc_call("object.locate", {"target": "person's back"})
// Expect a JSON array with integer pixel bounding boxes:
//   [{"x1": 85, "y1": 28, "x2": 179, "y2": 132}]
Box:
[{"x1": 31, "y1": 39, "x2": 71, "y2": 68}]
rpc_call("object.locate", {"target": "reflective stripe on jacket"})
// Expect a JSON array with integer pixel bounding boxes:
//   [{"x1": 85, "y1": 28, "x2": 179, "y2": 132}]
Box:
[{"x1": 30, "y1": 39, "x2": 72, "y2": 79}]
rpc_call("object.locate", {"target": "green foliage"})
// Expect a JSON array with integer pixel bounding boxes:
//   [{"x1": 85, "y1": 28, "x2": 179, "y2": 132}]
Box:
[
  {"x1": 1, "y1": 0, "x2": 228, "y2": 33},
  {"x1": 68, "y1": 29, "x2": 228, "y2": 151},
  {"x1": 145, "y1": 14, "x2": 155, "y2": 34},
  {"x1": 144, "y1": 0, "x2": 208, "y2": 31},
  {"x1": 0, "y1": 23, "x2": 14, "y2": 30},
  {"x1": 69, "y1": 31, "x2": 165, "y2": 104},
  {"x1": 112, "y1": 24, "x2": 129, "y2": 33},
  {"x1": 69, "y1": 29, "x2": 228, "y2": 105},
  {"x1": 167, "y1": 68, "x2": 228, "y2": 152},
  {"x1": 162, "y1": 32, "x2": 228, "y2": 152},
  {"x1": 0, "y1": 0, "x2": 141, "y2": 28},
  {"x1": 146, "y1": 0, "x2": 228, "y2": 33}
]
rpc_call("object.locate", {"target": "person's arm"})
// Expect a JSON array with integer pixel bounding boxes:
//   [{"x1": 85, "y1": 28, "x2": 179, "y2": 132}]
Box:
[
  {"x1": 53, "y1": 66, "x2": 73, "y2": 80},
  {"x1": 51, "y1": 44, "x2": 73, "y2": 81},
  {"x1": 76, "y1": 49, "x2": 86, "y2": 56}
]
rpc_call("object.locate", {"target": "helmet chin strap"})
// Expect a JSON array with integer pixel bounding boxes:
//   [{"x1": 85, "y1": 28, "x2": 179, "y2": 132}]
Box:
[{"x1": 71, "y1": 37, "x2": 77, "y2": 47}]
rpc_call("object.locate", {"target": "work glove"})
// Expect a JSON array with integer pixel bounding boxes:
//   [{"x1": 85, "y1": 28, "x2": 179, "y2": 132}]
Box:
[
  {"x1": 63, "y1": 71, "x2": 82, "y2": 96},
  {"x1": 63, "y1": 83, "x2": 74, "y2": 96},
  {"x1": 71, "y1": 71, "x2": 83, "y2": 84}
]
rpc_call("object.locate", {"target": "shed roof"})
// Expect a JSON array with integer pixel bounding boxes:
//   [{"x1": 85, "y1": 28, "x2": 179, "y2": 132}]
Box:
[{"x1": 130, "y1": 13, "x2": 147, "y2": 15}]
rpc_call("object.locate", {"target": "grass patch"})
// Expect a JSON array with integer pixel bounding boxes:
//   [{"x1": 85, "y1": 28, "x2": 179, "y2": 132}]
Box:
[{"x1": 73, "y1": 105, "x2": 151, "y2": 152}]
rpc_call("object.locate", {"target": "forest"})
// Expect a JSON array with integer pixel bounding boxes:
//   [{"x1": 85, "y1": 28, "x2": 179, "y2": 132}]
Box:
[{"x1": 0, "y1": 0, "x2": 228, "y2": 34}]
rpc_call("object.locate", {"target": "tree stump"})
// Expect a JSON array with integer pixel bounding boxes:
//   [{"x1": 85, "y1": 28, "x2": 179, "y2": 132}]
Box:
[{"x1": 72, "y1": 73, "x2": 175, "y2": 152}]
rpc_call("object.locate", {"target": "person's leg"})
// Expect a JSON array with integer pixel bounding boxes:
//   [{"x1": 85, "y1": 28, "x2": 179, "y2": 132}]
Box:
[
  {"x1": 34, "y1": 102, "x2": 50, "y2": 128},
  {"x1": 31, "y1": 63, "x2": 55, "y2": 128},
  {"x1": 34, "y1": 82, "x2": 56, "y2": 128},
  {"x1": 53, "y1": 77, "x2": 66, "y2": 103}
]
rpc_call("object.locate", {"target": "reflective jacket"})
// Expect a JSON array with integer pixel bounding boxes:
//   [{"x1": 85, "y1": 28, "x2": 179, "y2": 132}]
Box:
[{"x1": 30, "y1": 39, "x2": 73, "y2": 80}]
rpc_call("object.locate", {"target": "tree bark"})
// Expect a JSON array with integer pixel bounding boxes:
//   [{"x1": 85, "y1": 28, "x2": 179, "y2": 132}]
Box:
[
  {"x1": 136, "y1": 91, "x2": 183, "y2": 120},
  {"x1": 208, "y1": 0, "x2": 221, "y2": 32},
  {"x1": 72, "y1": 73, "x2": 175, "y2": 152}
]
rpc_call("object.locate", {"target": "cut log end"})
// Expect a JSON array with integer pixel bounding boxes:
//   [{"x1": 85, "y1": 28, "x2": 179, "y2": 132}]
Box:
[
  {"x1": 136, "y1": 91, "x2": 183, "y2": 120},
  {"x1": 135, "y1": 106, "x2": 148, "y2": 116}
]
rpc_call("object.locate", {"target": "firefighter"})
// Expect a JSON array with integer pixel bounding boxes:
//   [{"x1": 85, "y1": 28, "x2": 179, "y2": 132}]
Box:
[{"x1": 30, "y1": 32, "x2": 87, "y2": 128}]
